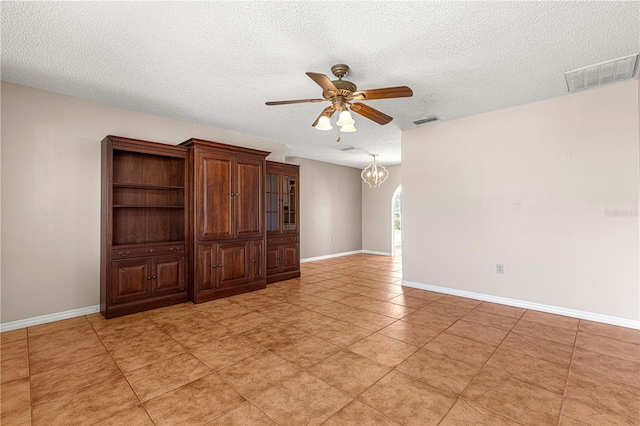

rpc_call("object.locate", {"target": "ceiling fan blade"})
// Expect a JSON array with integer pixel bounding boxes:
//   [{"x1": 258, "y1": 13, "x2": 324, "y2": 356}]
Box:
[
  {"x1": 266, "y1": 98, "x2": 325, "y2": 106},
  {"x1": 351, "y1": 86, "x2": 413, "y2": 100},
  {"x1": 306, "y1": 72, "x2": 338, "y2": 93},
  {"x1": 312, "y1": 106, "x2": 336, "y2": 127},
  {"x1": 350, "y1": 102, "x2": 393, "y2": 125}
]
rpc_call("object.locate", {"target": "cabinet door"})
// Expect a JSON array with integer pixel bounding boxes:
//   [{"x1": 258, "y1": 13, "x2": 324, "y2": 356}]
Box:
[
  {"x1": 249, "y1": 240, "x2": 264, "y2": 281},
  {"x1": 196, "y1": 245, "x2": 216, "y2": 292},
  {"x1": 281, "y1": 243, "x2": 300, "y2": 273},
  {"x1": 265, "y1": 173, "x2": 281, "y2": 234},
  {"x1": 235, "y1": 157, "x2": 263, "y2": 238},
  {"x1": 198, "y1": 152, "x2": 233, "y2": 240},
  {"x1": 217, "y1": 242, "x2": 250, "y2": 288},
  {"x1": 111, "y1": 258, "x2": 151, "y2": 304},
  {"x1": 152, "y1": 255, "x2": 185, "y2": 295},
  {"x1": 266, "y1": 245, "x2": 281, "y2": 275},
  {"x1": 282, "y1": 174, "x2": 298, "y2": 233}
]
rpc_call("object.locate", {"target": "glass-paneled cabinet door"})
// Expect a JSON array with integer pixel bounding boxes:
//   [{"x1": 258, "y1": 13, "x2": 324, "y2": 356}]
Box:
[
  {"x1": 283, "y1": 175, "x2": 297, "y2": 231},
  {"x1": 266, "y1": 173, "x2": 280, "y2": 233}
]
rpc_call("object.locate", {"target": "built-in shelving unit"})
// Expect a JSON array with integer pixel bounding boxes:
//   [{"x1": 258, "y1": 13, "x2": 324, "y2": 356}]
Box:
[{"x1": 101, "y1": 136, "x2": 189, "y2": 318}]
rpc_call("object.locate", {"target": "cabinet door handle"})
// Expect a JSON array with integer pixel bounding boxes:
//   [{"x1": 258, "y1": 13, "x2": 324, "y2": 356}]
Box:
[
  {"x1": 251, "y1": 259, "x2": 256, "y2": 263},
  {"x1": 147, "y1": 276, "x2": 151, "y2": 280},
  {"x1": 152, "y1": 275, "x2": 157, "y2": 279},
  {"x1": 118, "y1": 251, "x2": 130, "y2": 257},
  {"x1": 212, "y1": 264, "x2": 217, "y2": 268},
  {"x1": 218, "y1": 264, "x2": 223, "y2": 268},
  {"x1": 291, "y1": 237, "x2": 296, "y2": 241}
]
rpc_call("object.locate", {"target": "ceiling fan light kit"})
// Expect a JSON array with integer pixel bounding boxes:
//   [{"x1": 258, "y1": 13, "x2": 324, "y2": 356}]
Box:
[
  {"x1": 336, "y1": 110, "x2": 355, "y2": 127},
  {"x1": 267, "y1": 64, "x2": 413, "y2": 136},
  {"x1": 340, "y1": 123, "x2": 356, "y2": 133},
  {"x1": 315, "y1": 115, "x2": 333, "y2": 130}
]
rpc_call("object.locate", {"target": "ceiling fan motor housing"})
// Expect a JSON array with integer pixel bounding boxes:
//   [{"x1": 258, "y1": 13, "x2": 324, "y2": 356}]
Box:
[{"x1": 324, "y1": 80, "x2": 357, "y2": 99}]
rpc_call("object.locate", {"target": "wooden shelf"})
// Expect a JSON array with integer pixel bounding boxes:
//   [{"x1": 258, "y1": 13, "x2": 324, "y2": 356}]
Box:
[
  {"x1": 113, "y1": 205, "x2": 184, "y2": 209},
  {"x1": 113, "y1": 183, "x2": 185, "y2": 190},
  {"x1": 112, "y1": 241, "x2": 185, "y2": 250}
]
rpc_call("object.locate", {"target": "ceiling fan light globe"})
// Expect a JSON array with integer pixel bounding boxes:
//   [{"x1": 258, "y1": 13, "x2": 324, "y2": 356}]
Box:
[
  {"x1": 336, "y1": 110, "x2": 355, "y2": 126},
  {"x1": 315, "y1": 115, "x2": 333, "y2": 130},
  {"x1": 339, "y1": 123, "x2": 356, "y2": 132}
]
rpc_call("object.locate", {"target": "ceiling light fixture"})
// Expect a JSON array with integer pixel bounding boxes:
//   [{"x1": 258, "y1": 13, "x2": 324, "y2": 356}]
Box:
[
  {"x1": 314, "y1": 115, "x2": 333, "y2": 130},
  {"x1": 336, "y1": 110, "x2": 355, "y2": 126},
  {"x1": 340, "y1": 123, "x2": 356, "y2": 132},
  {"x1": 315, "y1": 107, "x2": 358, "y2": 133},
  {"x1": 361, "y1": 154, "x2": 389, "y2": 188}
]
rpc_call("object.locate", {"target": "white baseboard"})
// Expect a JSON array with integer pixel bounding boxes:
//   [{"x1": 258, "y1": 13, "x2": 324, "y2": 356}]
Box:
[
  {"x1": 300, "y1": 250, "x2": 364, "y2": 263},
  {"x1": 0, "y1": 305, "x2": 100, "y2": 332},
  {"x1": 362, "y1": 250, "x2": 393, "y2": 256},
  {"x1": 402, "y1": 280, "x2": 640, "y2": 330}
]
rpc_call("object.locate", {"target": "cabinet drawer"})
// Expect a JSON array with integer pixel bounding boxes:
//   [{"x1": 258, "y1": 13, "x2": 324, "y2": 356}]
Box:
[
  {"x1": 267, "y1": 235, "x2": 298, "y2": 244},
  {"x1": 112, "y1": 245, "x2": 185, "y2": 259}
]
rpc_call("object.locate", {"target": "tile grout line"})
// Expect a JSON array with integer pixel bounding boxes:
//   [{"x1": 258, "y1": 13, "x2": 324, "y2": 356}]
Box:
[
  {"x1": 555, "y1": 318, "x2": 581, "y2": 426},
  {"x1": 26, "y1": 325, "x2": 34, "y2": 426}
]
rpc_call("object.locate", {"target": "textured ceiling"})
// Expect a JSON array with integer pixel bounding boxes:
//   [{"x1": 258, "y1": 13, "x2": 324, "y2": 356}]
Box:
[{"x1": 2, "y1": 2, "x2": 639, "y2": 168}]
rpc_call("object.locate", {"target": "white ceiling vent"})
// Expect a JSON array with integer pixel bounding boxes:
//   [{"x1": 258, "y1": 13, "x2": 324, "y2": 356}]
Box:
[
  {"x1": 413, "y1": 116, "x2": 440, "y2": 125},
  {"x1": 565, "y1": 53, "x2": 639, "y2": 93}
]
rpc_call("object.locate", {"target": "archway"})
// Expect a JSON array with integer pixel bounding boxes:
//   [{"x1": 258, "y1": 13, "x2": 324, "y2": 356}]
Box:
[{"x1": 392, "y1": 185, "x2": 402, "y2": 257}]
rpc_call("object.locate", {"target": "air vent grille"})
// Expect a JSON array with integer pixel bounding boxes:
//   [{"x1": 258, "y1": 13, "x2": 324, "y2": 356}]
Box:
[
  {"x1": 565, "y1": 53, "x2": 639, "y2": 93},
  {"x1": 340, "y1": 147, "x2": 356, "y2": 152},
  {"x1": 413, "y1": 116, "x2": 439, "y2": 125}
]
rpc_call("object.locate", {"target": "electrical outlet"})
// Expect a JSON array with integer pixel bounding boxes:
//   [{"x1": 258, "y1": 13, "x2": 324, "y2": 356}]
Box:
[
  {"x1": 496, "y1": 264, "x2": 504, "y2": 274},
  {"x1": 332, "y1": 236, "x2": 336, "y2": 244}
]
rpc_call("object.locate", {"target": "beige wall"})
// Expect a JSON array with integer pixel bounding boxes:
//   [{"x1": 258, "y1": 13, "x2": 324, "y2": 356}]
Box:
[
  {"x1": 402, "y1": 80, "x2": 639, "y2": 321},
  {"x1": 286, "y1": 157, "x2": 362, "y2": 259},
  {"x1": 361, "y1": 165, "x2": 401, "y2": 254},
  {"x1": 1, "y1": 82, "x2": 286, "y2": 323}
]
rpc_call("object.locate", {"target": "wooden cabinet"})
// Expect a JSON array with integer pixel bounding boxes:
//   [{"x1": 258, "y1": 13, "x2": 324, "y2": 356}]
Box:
[
  {"x1": 181, "y1": 138, "x2": 269, "y2": 303},
  {"x1": 266, "y1": 240, "x2": 299, "y2": 279},
  {"x1": 266, "y1": 161, "x2": 301, "y2": 283},
  {"x1": 111, "y1": 254, "x2": 185, "y2": 305},
  {"x1": 101, "y1": 136, "x2": 189, "y2": 318}
]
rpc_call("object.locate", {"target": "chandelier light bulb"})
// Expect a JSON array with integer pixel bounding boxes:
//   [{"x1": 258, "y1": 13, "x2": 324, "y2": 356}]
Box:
[{"x1": 340, "y1": 123, "x2": 356, "y2": 132}]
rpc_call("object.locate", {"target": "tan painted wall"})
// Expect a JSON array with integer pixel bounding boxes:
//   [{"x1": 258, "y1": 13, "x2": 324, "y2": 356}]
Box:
[
  {"x1": 361, "y1": 165, "x2": 401, "y2": 254},
  {"x1": 286, "y1": 157, "x2": 362, "y2": 259},
  {"x1": 402, "y1": 80, "x2": 639, "y2": 321},
  {"x1": 1, "y1": 82, "x2": 286, "y2": 323}
]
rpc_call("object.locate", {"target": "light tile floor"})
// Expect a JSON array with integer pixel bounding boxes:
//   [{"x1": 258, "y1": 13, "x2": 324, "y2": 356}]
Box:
[{"x1": 1, "y1": 254, "x2": 639, "y2": 425}]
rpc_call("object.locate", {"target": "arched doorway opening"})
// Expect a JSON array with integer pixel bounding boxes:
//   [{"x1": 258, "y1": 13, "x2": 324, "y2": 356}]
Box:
[{"x1": 392, "y1": 185, "x2": 402, "y2": 257}]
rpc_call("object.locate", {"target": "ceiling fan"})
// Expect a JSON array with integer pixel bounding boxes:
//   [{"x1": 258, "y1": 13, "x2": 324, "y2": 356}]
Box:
[{"x1": 265, "y1": 64, "x2": 413, "y2": 132}]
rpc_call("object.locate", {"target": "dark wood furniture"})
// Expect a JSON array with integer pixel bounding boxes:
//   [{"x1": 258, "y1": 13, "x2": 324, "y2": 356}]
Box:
[
  {"x1": 266, "y1": 161, "x2": 301, "y2": 283},
  {"x1": 180, "y1": 138, "x2": 269, "y2": 303},
  {"x1": 101, "y1": 136, "x2": 189, "y2": 318}
]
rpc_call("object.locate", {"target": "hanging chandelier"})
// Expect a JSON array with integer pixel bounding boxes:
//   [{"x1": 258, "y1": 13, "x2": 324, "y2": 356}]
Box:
[{"x1": 361, "y1": 154, "x2": 389, "y2": 188}]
